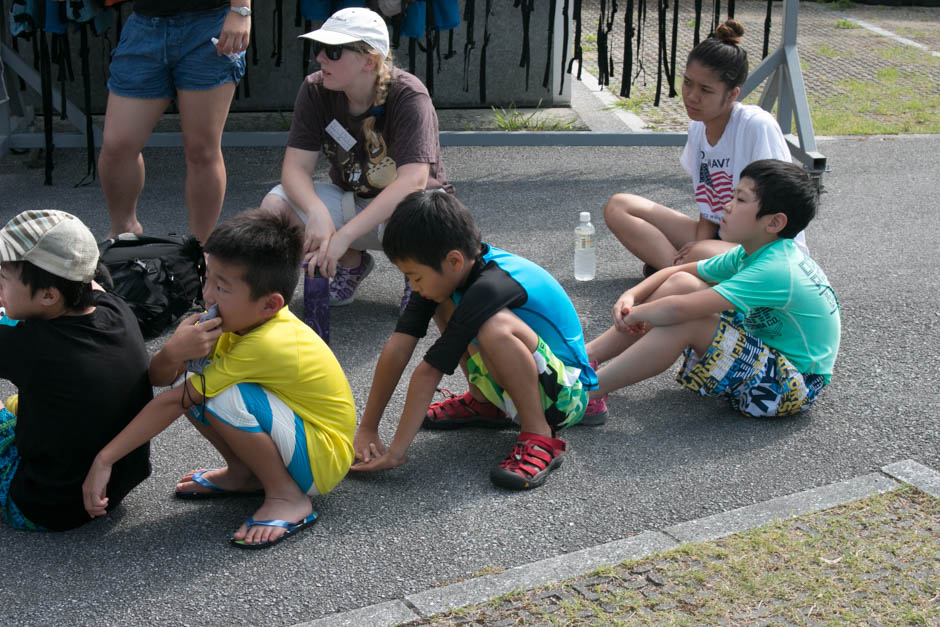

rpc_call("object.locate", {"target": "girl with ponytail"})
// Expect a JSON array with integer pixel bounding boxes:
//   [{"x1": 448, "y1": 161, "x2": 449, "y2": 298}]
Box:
[
  {"x1": 604, "y1": 20, "x2": 806, "y2": 275},
  {"x1": 262, "y1": 8, "x2": 451, "y2": 308}
]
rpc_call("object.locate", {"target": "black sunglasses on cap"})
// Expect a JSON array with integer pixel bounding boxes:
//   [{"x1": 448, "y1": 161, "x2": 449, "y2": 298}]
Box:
[{"x1": 311, "y1": 41, "x2": 363, "y2": 61}]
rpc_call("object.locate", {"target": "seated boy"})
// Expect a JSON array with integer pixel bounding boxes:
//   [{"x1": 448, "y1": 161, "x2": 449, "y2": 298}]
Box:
[
  {"x1": 82, "y1": 209, "x2": 357, "y2": 549},
  {"x1": 351, "y1": 190, "x2": 597, "y2": 489},
  {"x1": 587, "y1": 159, "x2": 840, "y2": 418},
  {"x1": 0, "y1": 210, "x2": 151, "y2": 531}
]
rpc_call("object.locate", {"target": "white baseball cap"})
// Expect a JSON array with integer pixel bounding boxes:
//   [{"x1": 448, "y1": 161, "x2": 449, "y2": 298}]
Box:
[
  {"x1": 299, "y1": 7, "x2": 390, "y2": 58},
  {"x1": 0, "y1": 210, "x2": 99, "y2": 282}
]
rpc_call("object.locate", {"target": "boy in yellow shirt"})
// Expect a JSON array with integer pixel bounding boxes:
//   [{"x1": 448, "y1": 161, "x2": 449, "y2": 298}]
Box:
[{"x1": 83, "y1": 209, "x2": 356, "y2": 549}]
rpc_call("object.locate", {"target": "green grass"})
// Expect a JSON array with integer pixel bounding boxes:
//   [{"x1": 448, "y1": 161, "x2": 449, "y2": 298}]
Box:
[
  {"x1": 875, "y1": 45, "x2": 938, "y2": 64},
  {"x1": 894, "y1": 26, "x2": 932, "y2": 40},
  {"x1": 580, "y1": 32, "x2": 598, "y2": 53},
  {"x1": 603, "y1": 92, "x2": 655, "y2": 113},
  {"x1": 490, "y1": 101, "x2": 580, "y2": 131},
  {"x1": 835, "y1": 18, "x2": 859, "y2": 29},
  {"x1": 817, "y1": 0, "x2": 854, "y2": 8},
  {"x1": 810, "y1": 64, "x2": 940, "y2": 134},
  {"x1": 818, "y1": 44, "x2": 849, "y2": 58}
]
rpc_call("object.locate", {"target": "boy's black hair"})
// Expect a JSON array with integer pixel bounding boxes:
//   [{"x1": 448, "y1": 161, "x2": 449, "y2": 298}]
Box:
[
  {"x1": 204, "y1": 208, "x2": 303, "y2": 301},
  {"x1": 687, "y1": 20, "x2": 748, "y2": 91},
  {"x1": 382, "y1": 191, "x2": 481, "y2": 270},
  {"x1": 741, "y1": 159, "x2": 819, "y2": 238},
  {"x1": 4, "y1": 260, "x2": 96, "y2": 311}
]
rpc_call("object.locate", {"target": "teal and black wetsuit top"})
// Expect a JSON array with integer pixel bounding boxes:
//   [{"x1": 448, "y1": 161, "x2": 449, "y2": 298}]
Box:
[{"x1": 396, "y1": 244, "x2": 598, "y2": 389}]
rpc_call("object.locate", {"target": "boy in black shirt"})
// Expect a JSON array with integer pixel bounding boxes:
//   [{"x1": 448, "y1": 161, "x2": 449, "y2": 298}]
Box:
[
  {"x1": 0, "y1": 210, "x2": 151, "y2": 530},
  {"x1": 351, "y1": 192, "x2": 598, "y2": 489}
]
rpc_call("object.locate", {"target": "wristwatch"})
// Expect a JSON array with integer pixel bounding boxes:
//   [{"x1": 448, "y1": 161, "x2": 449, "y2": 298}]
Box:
[{"x1": 230, "y1": 5, "x2": 251, "y2": 16}]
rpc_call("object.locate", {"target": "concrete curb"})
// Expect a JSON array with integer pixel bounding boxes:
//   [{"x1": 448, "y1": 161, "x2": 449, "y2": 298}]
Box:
[
  {"x1": 663, "y1": 472, "x2": 898, "y2": 544},
  {"x1": 882, "y1": 459, "x2": 940, "y2": 499},
  {"x1": 298, "y1": 459, "x2": 938, "y2": 627}
]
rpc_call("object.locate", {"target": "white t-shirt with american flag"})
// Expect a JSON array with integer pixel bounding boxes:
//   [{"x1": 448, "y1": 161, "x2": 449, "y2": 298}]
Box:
[{"x1": 679, "y1": 103, "x2": 807, "y2": 252}]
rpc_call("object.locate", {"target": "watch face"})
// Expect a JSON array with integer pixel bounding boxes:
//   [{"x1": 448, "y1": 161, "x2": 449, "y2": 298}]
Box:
[{"x1": 231, "y1": 6, "x2": 251, "y2": 16}]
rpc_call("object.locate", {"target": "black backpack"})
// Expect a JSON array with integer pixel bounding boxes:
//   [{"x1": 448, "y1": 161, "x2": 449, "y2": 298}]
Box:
[{"x1": 98, "y1": 234, "x2": 206, "y2": 339}]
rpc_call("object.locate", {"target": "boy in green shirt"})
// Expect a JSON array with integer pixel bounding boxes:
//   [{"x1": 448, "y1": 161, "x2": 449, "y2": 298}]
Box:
[{"x1": 588, "y1": 159, "x2": 840, "y2": 417}]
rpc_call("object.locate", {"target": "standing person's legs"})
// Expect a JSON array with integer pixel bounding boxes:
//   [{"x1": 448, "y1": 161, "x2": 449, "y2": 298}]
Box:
[
  {"x1": 170, "y1": 6, "x2": 244, "y2": 243},
  {"x1": 177, "y1": 83, "x2": 237, "y2": 244},
  {"x1": 604, "y1": 194, "x2": 699, "y2": 270},
  {"x1": 99, "y1": 95, "x2": 171, "y2": 238},
  {"x1": 99, "y1": 11, "x2": 176, "y2": 238}
]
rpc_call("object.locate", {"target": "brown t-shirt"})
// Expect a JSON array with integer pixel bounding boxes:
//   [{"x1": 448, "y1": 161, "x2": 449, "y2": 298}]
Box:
[{"x1": 287, "y1": 67, "x2": 451, "y2": 198}]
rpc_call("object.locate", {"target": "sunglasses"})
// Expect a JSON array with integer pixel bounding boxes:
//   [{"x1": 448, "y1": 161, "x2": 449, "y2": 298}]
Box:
[{"x1": 311, "y1": 41, "x2": 363, "y2": 61}]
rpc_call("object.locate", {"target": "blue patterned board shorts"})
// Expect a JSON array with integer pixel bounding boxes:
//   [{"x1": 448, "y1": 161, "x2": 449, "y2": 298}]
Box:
[
  {"x1": 676, "y1": 311, "x2": 826, "y2": 417},
  {"x1": 466, "y1": 336, "x2": 588, "y2": 430},
  {"x1": 188, "y1": 383, "x2": 319, "y2": 495},
  {"x1": 0, "y1": 408, "x2": 44, "y2": 531}
]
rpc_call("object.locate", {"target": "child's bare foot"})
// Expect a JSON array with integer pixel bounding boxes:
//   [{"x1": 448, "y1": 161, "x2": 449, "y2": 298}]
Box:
[
  {"x1": 175, "y1": 467, "x2": 263, "y2": 498},
  {"x1": 230, "y1": 496, "x2": 314, "y2": 547}
]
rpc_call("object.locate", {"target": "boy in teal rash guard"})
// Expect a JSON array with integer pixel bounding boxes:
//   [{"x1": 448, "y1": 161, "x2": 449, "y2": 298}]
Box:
[
  {"x1": 350, "y1": 190, "x2": 597, "y2": 489},
  {"x1": 587, "y1": 159, "x2": 840, "y2": 417}
]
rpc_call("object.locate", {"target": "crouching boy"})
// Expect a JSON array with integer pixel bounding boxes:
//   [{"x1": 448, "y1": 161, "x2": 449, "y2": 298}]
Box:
[
  {"x1": 83, "y1": 209, "x2": 357, "y2": 548},
  {"x1": 587, "y1": 160, "x2": 840, "y2": 417},
  {"x1": 351, "y1": 191, "x2": 597, "y2": 489},
  {"x1": 0, "y1": 210, "x2": 151, "y2": 531}
]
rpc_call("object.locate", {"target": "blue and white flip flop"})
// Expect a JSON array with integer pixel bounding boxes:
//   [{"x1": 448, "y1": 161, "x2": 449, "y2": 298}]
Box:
[
  {"x1": 229, "y1": 511, "x2": 319, "y2": 550},
  {"x1": 174, "y1": 469, "x2": 264, "y2": 500}
]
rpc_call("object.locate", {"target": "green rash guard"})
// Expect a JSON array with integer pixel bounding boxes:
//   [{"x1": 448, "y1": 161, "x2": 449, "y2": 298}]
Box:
[{"x1": 697, "y1": 238, "x2": 841, "y2": 382}]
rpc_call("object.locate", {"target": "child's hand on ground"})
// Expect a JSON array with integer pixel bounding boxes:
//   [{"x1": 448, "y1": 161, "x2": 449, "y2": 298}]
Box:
[
  {"x1": 350, "y1": 449, "x2": 410, "y2": 472},
  {"x1": 82, "y1": 456, "x2": 112, "y2": 518},
  {"x1": 353, "y1": 427, "x2": 386, "y2": 463},
  {"x1": 164, "y1": 312, "x2": 223, "y2": 362}
]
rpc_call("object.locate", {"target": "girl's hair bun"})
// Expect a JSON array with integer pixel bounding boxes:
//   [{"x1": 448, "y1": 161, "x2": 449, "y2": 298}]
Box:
[{"x1": 715, "y1": 19, "x2": 744, "y2": 45}]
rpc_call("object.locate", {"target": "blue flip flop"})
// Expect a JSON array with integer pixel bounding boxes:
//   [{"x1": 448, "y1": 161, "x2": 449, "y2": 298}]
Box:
[
  {"x1": 174, "y1": 469, "x2": 264, "y2": 500},
  {"x1": 229, "y1": 511, "x2": 319, "y2": 550}
]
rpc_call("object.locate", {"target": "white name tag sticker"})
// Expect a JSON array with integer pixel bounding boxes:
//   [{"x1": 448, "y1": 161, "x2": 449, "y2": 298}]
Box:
[{"x1": 325, "y1": 119, "x2": 357, "y2": 152}]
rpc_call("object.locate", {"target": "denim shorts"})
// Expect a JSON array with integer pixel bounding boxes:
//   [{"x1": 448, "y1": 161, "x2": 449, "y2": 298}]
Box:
[
  {"x1": 108, "y1": 6, "x2": 246, "y2": 99},
  {"x1": 676, "y1": 311, "x2": 827, "y2": 417}
]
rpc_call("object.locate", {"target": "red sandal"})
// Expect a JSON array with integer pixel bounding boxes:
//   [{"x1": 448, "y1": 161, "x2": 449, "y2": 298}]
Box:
[
  {"x1": 422, "y1": 388, "x2": 514, "y2": 430},
  {"x1": 490, "y1": 432, "x2": 567, "y2": 490}
]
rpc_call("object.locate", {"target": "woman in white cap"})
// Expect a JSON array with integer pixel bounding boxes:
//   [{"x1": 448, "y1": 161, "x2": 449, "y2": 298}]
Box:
[{"x1": 261, "y1": 7, "x2": 452, "y2": 308}]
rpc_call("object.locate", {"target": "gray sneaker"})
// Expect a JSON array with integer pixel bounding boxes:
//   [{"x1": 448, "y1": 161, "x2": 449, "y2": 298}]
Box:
[{"x1": 329, "y1": 251, "x2": 374, "y2": 306}]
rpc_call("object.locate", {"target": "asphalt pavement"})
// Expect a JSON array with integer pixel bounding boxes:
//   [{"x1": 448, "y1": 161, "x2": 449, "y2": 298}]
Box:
[{"x1": 0, "y1": 125, "x2": 937, "y2": 624}]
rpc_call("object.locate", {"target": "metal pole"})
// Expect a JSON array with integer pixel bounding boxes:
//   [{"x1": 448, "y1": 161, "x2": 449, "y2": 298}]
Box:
[{"x1": 740, "y1": 0, "x2": 826, "y2": 180}]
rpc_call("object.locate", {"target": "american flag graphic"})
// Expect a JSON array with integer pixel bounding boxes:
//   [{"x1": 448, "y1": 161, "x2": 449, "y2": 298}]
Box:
[{"x1": 695, "y1": 162, "x2": 733, "y2": 216}]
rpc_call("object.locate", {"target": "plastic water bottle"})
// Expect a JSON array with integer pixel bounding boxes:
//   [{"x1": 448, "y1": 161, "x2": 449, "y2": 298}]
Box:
[
  {"x1": 574, "y1": 211, "x2": 596, "y2": 281},
  {"x1": 303, "y1": 264, "x2": 330, "y2": 344}
]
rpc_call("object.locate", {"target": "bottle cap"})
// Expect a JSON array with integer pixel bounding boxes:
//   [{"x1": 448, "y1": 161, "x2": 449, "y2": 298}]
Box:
[{"x1": 579, "y1": 211, "x2": 591, "y2": 222}]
